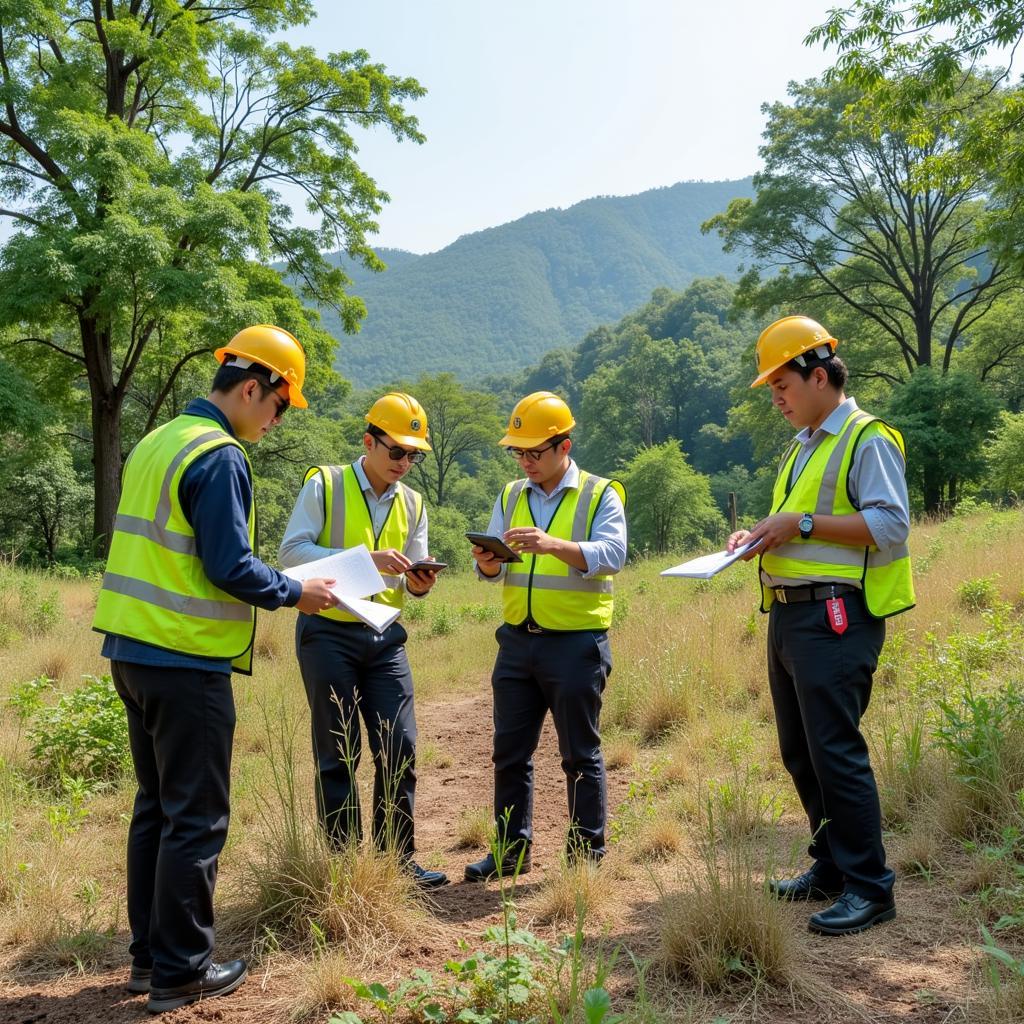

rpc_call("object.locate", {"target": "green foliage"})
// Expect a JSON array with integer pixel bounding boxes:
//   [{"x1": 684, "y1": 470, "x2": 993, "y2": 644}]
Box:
[
  {"x1": 621, "y1": 443, "x2": 725, "y2": 555},
  {"x1": 886, "y1": 368, "x2": 1001, "y2": 513},
  {"x1": 0, "y1": 564, "x2": 62, "y2": 638},
  {"x1": 985, "y1": 411, "x2": 1024, "y2": 498},
  {"x1": 703, "y1": 75, "x2": 1010, "y2": 385},
  {"x1": 0, "y1": 1, "x2": 424, "y2": 547},
  {"x1": 320, "y1": 181, "x2": 752, "y2": 386},
  {"x1": 957, "y1": 576, "x2": 1001, "y2": 613},
  {"x1": 20, "y1": 675, "x2": 132, "y2": 793}
]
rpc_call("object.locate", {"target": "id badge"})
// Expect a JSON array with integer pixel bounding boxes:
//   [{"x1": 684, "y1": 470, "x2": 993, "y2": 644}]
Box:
[{"x1": 826, "y1": 597, "x2": 848, "y2": 635}]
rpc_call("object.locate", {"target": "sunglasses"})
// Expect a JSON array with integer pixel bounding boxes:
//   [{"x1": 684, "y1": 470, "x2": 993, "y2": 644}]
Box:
[
  {"x1": 505, "y1": 439, "x2": 561, "y2": 462},
  {"x1": 374, "y1": 436, "x2": 427, "y2": 465},
  {"x1": 258, "y1": 383, "x2": 290, "y2": 417}
]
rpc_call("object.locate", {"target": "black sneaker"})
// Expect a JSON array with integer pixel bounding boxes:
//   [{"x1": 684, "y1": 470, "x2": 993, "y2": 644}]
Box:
[{"x1": 146, "y1": 959, "x2": 247, "y2": 1014}]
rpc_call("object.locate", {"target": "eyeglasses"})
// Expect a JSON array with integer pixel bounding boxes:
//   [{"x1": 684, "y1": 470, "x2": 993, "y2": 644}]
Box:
[
  {"x1": 258, "y1": 382, "x2": 289, "y2": 417},
  {"x1": 505, "y1": 439, "x2": 560, "y2": 462},
  {"x1": 374, "y1": 436, "x2": 427, "y2": 465}
]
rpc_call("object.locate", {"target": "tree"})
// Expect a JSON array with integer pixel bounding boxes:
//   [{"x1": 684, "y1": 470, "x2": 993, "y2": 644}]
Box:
[
  {"x1": 0, "y1": 2, "x2": 424, "y2": 551},
  {"x1": 885, "y1": 368, "x2": 1000, "y2": 512},
  {"x1": 984, "y1": 410, "x2": 1024, "y2": 498},
  {"x1": 703, "y1": 78, "x2": 1013, "y2": 380},
  {"x1": 400, "y1": 373, "x2": 505, "y2": 508},
  {"x1": 621, "y1": 442, "x2": 725, "y2": 555}
]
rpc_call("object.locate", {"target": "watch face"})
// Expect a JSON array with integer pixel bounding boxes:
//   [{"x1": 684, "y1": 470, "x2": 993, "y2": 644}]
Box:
[{"x1": 799, "y1": 514, "x2": 813, "y2": 536}]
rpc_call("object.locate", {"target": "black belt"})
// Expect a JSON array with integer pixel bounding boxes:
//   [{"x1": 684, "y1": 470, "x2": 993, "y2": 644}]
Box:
[
  {"x1": 771, "y1": 583, "x2": 860, "y2": 605},
  {"x1": 509, "y1": 620, "x2": 606, "y2": 636}
]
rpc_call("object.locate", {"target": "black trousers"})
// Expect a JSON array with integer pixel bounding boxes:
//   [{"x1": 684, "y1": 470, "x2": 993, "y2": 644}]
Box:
[
  {"x1": 491, "y1": 623, "x2": 611, "y2": 855},
  {"x1": 111, "y1": 660, "x2": 235, "y2": 988},
  {"x1": 295, "y1": 614, "x2": 417, "y2": 857},
  {"x1": 767, "y1": 590, "x2": 895, "y2": 902}
]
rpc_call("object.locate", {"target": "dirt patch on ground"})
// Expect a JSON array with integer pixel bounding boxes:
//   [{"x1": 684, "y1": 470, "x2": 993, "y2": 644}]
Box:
[{"x1": 0, "y1": 690, "x2": 986, "y2": 1023}]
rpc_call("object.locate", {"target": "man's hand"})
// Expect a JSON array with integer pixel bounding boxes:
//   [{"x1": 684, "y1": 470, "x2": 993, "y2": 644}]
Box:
[
  {"x1": 743, "y1": 513, "x2": 802, "y2": 553},
  {"x1": 372, "y1": 548, "x2": 412, "y2": 575},
  {"x1": 406, "y1": 557, "x2": 440, "y2": 595},
  {"x1": 472, "y1": 545, "x2": 503, "y2": 577},
  {"x1": 503, "y1": 526, "x2": 563, "y2": 557},
  {"x1": 296, "y1": 578, "x2": 340, "y2": 614},
  {"x1": 726, "y1": 529, "x2": 753, "y2": 556}
]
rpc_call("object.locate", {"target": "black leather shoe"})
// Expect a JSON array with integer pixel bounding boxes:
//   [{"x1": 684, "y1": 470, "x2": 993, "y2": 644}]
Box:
[
  {"x1": 146, "y1": 960, "x2": 248, "y2": 1014},
  {"x1": 409, "y1": 862, "x2": 449, "y2": 888},
  {"x1": 767, "y1": 868, "x2": 844, "y2": 902},
  {"x1": 808, "y1": 892, "x2": 896, "y2": 935},
  {"x1": 464, "y1": 847, "x2": 532, "y2": 882},
  {"x1": 127, "y1": 965, "x2": 152, "y2": 994}
]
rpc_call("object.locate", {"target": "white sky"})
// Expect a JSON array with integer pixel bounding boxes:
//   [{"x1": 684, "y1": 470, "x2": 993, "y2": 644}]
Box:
[{"x1": 284, "y1": 0, "x2": 839, "y2": 253}]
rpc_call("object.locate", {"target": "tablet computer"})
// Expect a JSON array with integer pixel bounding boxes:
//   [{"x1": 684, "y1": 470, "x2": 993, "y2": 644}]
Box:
[
  {"x1": 465, "y1": 532, "x2": 522, "y2": 563},
  {"x1": 404, "y1": 560, "x2": 448, "y2": 574}
]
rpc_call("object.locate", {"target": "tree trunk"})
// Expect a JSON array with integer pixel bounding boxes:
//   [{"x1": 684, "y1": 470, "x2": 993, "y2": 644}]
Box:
[
  {"x1": 91, "y1": 387, "x2": 123, "y2": 556},
  {"x1": 922, "y1": 462, "x2": 944, "y2": 515},
  {"x1": 79, "y1": 309, "x2": 123, "y2": 556}
]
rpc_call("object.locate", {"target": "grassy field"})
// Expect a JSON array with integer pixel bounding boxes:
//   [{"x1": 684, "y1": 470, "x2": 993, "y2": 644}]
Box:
[{"x1": 3, "y1": 506, "x2": 1024, "y2": 1022}]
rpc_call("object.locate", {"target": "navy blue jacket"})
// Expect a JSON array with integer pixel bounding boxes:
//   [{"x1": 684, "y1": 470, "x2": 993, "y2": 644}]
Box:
[{"x1": 102, "y1": 398, "x2": 301, "y2": 671}]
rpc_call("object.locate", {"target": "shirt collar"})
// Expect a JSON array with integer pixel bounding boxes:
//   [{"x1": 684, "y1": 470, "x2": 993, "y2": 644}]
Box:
[
  {"x1": 794, "y1": 396, "x2": 859, "y2": 446},
  {"x1": 185, "y1": 398, "x2": 235, "y2": 437},
  {"x1": 525, "y1": 459, "x2": 579, "y2": 498},
  {"x1": 354, "y1": 455, "x2": 399, "y2": 501}
]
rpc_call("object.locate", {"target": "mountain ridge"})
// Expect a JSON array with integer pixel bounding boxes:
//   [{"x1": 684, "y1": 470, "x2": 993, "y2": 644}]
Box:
[{"x1": 316, "y1": 177, "x2": 755, "y2": 385}]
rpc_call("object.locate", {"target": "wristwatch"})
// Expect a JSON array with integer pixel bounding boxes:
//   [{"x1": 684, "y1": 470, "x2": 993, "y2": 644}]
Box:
[{"x1": 798, "y1": 512, "x2": 814, "y2": 540}]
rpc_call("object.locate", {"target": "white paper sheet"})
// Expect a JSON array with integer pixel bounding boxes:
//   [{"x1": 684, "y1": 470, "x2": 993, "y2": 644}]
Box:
[
  {"x1": 337, "y1": 595, "x2": 401, "y2": 633},
  {"x1": 282, "y1": 545, "x2": 385, "y2": 599},
  {"x1": 660, "y1": 539, "x2": 762, "y2": 579}
]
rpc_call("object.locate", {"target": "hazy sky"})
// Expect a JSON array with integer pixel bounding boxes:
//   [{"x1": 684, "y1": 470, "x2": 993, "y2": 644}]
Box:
[{"x1": 283, "y1": 0, "x2": 838, "y2": 253}]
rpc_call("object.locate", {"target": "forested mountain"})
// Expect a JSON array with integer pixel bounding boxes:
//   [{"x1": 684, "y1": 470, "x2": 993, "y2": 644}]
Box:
[{"x1": 321, "y1": 178, "x2": 753, "y2": 385}]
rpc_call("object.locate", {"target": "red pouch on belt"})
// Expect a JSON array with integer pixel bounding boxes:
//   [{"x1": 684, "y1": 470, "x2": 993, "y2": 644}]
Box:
[{"x1": 826, "y1": 597, "x2": 848, "y2": 635}]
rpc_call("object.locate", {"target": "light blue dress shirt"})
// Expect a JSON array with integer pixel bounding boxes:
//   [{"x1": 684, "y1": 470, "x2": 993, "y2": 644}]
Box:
[
  {"x1": 475, "y1": 460, "x2": 627, "y2": 582},
  {"x1": 761, "y1": 396, "x2": 911, "y2": 589},
  {"x1": 279, "y1": 457, "x2": 428, "y2": 595}
]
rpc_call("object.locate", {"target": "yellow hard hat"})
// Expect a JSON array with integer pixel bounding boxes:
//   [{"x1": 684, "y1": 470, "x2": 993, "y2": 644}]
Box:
[
  {"x1": 365, "y1": 392, "x2": 431, "y2": 451},
  {"x1": 499, "y1": 391, "x2": 576, "y2": 448},
  {"x1": 215, "y1": 324, "x2": 308, "y2": 408},
  {"x1": 751, "y1": 315, "x2": 839, "y2": 388}
]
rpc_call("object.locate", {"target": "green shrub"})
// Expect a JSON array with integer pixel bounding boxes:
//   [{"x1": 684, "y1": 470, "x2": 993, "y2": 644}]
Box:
[
  {"x1": 958, "y1": 575, "x2": 1000, "y2": 612},
  {"x1": 25, "y1": 675, "x2": 132, "y2": 793},
  {"x1": 402, "y1": 597, "x2": 427, "y2": 623},
  {"x1": 430, "y1": 604, "x2": 460, "y2": 637}
]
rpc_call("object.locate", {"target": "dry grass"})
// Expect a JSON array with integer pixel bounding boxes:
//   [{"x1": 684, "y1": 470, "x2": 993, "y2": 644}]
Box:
[
  {"x1": 3, "y1": 511, "x2": 1024, "y2": 1018},
  {"x1": 453, "y1": 804, "x2": 491, "y2": 850},
  {"x1": 529, "y1": 857, "x2": 616, "y2": 926}
]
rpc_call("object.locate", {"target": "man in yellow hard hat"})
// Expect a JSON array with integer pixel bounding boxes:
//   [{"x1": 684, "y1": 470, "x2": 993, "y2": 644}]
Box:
[
  {"x1": 464, "y1": 392, "x2": 627, "y2": 881},
  {"x1": 727, "y1": 315, "x2": 914, "y2": 936},
  {"x1": 279, "y1": 392, "x2": 447, "y2": 888},
  {"x1": 93, "y1": 325, "x2": 340, "y2": 1013}
]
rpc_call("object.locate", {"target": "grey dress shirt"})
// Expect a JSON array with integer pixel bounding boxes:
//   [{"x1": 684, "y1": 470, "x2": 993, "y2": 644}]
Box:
[
  {"x1": 279, "y1": 457, "x2": 428, "y2": 595},
  {"x1": 475, "y1": 460, "x2": 627, "y2": 582},
  {"x1": 760, "y1": 396, "x2": 911, "y2": 589}
]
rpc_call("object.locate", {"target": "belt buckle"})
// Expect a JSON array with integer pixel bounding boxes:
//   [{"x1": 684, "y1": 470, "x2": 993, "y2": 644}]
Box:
[
  {"x1": 775, "y1": 588, "x2": 788, "y2": 604},
  {"x1": 526, "y1": 622, "x2": 544, "y2": 634}
]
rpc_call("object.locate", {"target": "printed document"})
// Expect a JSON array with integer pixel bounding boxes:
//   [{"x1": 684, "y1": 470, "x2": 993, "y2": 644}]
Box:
[
  {"x1": 660, "y1": 539, "x2": 762, "y2": 579},
  {"x1": 282, "y1": 546, "x2": 400, "y2": 632}
]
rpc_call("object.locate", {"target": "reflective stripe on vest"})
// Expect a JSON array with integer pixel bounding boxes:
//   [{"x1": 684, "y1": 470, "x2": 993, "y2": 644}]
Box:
[
  {"x1": 304, "y1": 463, "x2": 422, "y2": 623},
  {"x1": 92, "y1": 415, "x2": 258, "y2": 673},
  {"x1": 501, "y1": 470, "x2": 624, "y2": 631},
  {"x1": 759, "y1": 409, "x2": 915, "y2": 619}
]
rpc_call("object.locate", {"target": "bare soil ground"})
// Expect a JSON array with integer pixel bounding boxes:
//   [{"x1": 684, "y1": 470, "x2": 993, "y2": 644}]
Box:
[{"x1": 0, "y1": 689, "x2": 986, "y2": 1024}]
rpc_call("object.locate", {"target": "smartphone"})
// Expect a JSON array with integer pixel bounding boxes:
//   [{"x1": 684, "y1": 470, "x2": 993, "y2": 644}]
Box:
[
  {"x1": 465, "y1": 532, "x2": 522, "y2": 563},
  {"x1": 404, "y1": 560, "x2": 448, "y2": 574}
]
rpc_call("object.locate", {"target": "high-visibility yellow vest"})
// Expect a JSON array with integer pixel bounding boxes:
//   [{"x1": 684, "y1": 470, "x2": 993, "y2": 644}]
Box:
[
  {"x1": 93, "y1": 414, "x2": 258, "y2": 674},
  {"x1": 759, "y1": 408, "x2": 915, "y2": 619},
  {"x1": 501, "y1": 471, "x2": 625, "y2": 631},
  {"x1": 304, "y1": 463, "x2": 423, "y2": 624}
]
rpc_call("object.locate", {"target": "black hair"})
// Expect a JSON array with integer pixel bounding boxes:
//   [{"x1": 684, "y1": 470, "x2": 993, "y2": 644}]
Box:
[
  {"x1": 365, "y1": 424, "x2": 386, "y2": 439},
  {"x1": 211, "y1": 361, "x2": 277, "y2": 396},
  {"x1": 788, "y1": 354, "x2": 848, "y2": 390}
]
